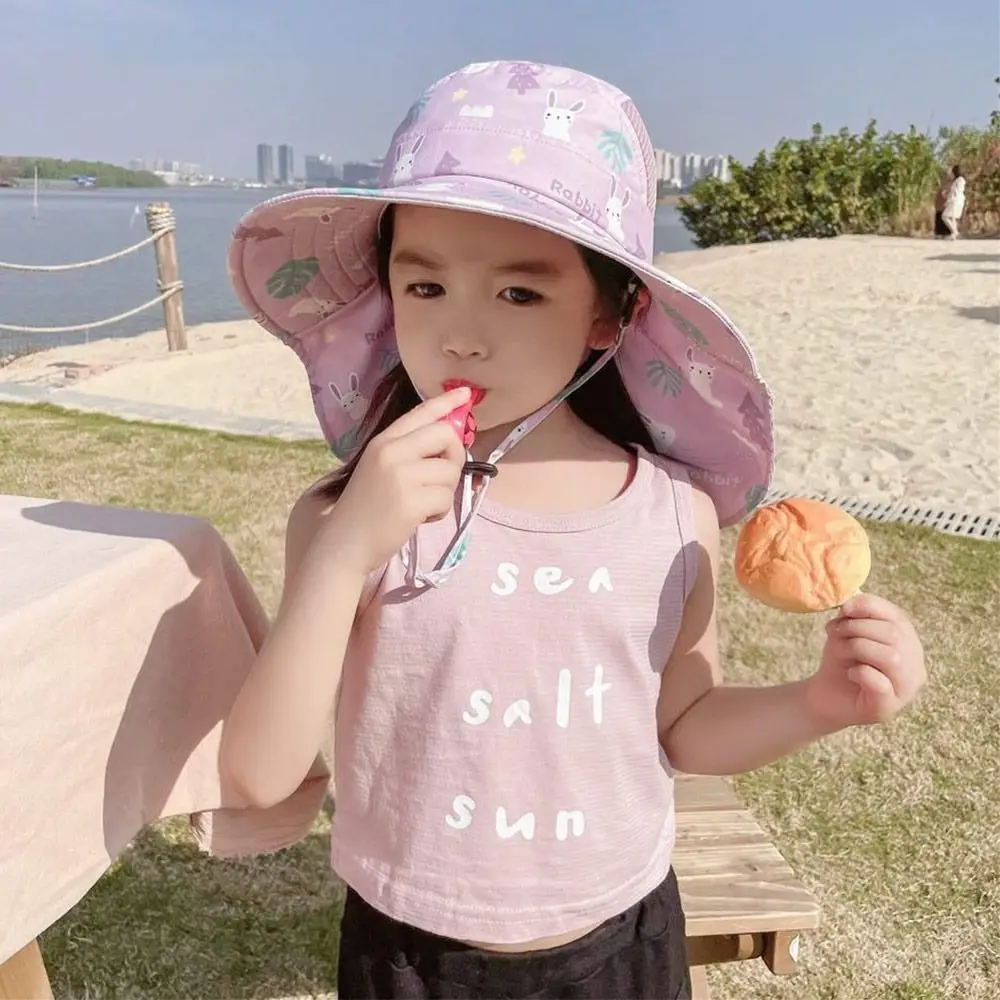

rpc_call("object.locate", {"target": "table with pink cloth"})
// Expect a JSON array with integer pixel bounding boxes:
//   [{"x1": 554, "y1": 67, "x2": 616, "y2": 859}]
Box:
[{"x1": 0, "y1": 494, "x2": 329, "y2": 998}]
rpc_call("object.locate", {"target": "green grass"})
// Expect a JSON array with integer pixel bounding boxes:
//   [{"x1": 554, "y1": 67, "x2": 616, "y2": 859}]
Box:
[
  {"x1": 47, "y1": 820, "x2": 343, "y2": 1000},
  {"x1": 2, "y1": 402, "x2": 997, "y2": 999}
]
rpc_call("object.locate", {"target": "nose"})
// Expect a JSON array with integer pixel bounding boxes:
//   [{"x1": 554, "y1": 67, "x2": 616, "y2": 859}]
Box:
[{"x1": 440, "y1": 325, "x2": 489, "y2": 361}]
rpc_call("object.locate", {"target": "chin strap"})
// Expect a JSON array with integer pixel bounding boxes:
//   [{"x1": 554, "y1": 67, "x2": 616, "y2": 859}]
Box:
[{"x1": 404, "y1": 283, "x2": 644, "y2": 588}]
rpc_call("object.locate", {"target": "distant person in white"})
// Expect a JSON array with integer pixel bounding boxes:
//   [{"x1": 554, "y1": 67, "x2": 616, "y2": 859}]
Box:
[{"x1": 941, "y1": 165, "x2": 966, "y2": 240}]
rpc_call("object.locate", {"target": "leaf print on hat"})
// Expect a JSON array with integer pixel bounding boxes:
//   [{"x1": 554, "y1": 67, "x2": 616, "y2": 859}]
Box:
[
  {"x1": 598, "y1": 129, "x2": 634, "y2": 174},
  {"x1": 508, "y1": 62, "x2": 542, "y2": 94},
  {"x1": 266, "y1": 258, "x2": 320, "y2": 299},
  {"x1": 376, "y1": 347, "x2": 400, "y2": 373},
  {"x1": 330, "y1": 424, "x2": 363, "y2": 461},
  {"x1": 659, "y1": 300, "x2": 709, "y2": 347},
  {"x1": 644, "y1": 358, "x2": 683, "y2": 397},
  {"x1": 233, "y1": 224, "x2": 284, "y2": 242}
]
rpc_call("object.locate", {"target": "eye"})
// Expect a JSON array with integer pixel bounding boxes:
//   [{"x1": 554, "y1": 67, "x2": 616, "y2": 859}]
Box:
[
  {"x1": 500, "y1": 286, "x2": 542, "y2": 305},
  {"x1": 407, "y1": 282, "x2": 443, "y2": 298}
]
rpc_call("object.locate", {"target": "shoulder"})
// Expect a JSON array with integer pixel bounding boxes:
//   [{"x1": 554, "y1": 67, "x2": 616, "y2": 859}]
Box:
[
  {"x1": 689, "y1": 484, "x2": 721, "y2": 550},
  {"x1": 289, "y1": 478, "x2": 337, "y2": 531},
  {"x1": 284, "y1": 479, "x2": 339, "y2": 578},
  {"x1": 639, "y1": 448, "x2": 721, "y2": 543},
  {"x1": 285, "y1": 478, "x2": 387, "y2": 615},
  {"x1": 638, "y1": 448, "x2": 721, "y2": 596}
]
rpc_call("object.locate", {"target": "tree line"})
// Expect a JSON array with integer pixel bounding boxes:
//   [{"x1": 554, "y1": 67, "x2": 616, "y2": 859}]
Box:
[
  {"x1": 0, "y1": 157, "x2": 165, "y2": 188},
  {"x1": 678, "y1": 86, "x2": 999, "y2": 247}
]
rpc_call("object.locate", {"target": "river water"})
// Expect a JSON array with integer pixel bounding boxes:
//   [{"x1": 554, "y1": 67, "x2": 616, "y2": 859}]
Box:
[{"x1": 0, "y1": 186, "x2": 695, "y2": 352}]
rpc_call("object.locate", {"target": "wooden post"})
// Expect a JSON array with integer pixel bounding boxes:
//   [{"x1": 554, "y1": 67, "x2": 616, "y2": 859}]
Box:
[{"x1": 145, "y1": 201, "x2": 188, "y2": 352}]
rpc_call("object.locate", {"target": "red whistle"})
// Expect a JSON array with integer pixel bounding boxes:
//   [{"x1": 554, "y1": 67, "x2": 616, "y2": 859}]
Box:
[{"x1": 441, "y1": 379, "x2": 486, "y2": 447}]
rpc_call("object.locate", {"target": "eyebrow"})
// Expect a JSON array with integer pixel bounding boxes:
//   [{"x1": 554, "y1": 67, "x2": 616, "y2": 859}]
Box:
[{"x1": 391, "y1": 248, "x2": 564, "y2": 279}]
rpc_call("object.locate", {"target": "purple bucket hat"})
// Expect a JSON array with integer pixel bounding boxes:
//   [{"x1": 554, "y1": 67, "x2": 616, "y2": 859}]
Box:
[{"x1": 228, "y1": 59, "x2": 774, "y2": 526}]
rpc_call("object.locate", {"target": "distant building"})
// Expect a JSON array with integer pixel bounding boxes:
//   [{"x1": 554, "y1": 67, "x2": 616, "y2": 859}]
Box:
[
  {"x1": 278, "y1": 144, "x2": 295, "y2": 184},
  {"x1": 256, "y1": 143, "x2": 275, "y2": 185},
  {"x1": 304, "y1": 154, "x2": 339, "y2": 186},
  {"x1": 130, "y1": 157, "x2": 204, "y2": 184},
  {"x1": 706, "y1": 155, "x2": 731, "y2": 182},
  {"x1": 653, "y1": 148, "x2": 730, "y2": 190},
  {"x1": 341, "y1": 160, "x2": 381, "y2": 187}
]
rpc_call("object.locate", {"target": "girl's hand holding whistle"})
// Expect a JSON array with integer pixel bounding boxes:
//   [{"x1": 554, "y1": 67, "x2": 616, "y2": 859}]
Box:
[{"x1": 323, "y1": 385, "x2": 472, "y2": 576}]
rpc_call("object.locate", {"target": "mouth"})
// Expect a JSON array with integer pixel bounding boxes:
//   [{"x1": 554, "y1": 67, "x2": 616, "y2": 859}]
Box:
[{"x1": 443, "y1": 379, "x2": 487, "y2": 405}]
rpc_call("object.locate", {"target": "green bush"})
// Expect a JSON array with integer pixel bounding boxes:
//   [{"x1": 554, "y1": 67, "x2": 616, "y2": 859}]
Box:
[{"x1": 678, "y1": 119, "x2": 999, "y2": 247}]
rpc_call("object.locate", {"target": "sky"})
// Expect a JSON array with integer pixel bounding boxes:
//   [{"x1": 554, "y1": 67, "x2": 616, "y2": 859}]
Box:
[{"x1": 2, "y1": 0, "x2": 997, "y2": 178}]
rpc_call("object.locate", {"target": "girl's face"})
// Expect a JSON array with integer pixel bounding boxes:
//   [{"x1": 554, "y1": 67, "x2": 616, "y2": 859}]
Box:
[{"x1": 388, "y1": 205, "x2": 617, "y2": 432}]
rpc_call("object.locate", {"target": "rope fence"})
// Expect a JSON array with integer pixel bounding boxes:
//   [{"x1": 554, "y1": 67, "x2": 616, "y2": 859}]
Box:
[{"x1": 0, "y1": 202, "x2": 187, "y2": 351}]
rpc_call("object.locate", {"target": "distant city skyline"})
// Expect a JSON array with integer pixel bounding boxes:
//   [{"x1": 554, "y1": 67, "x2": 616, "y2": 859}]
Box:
[
  {"x1": 125, "y1": 145, "x2": 733, "y2": 188},
  {"x1": 168, "y1": 142, "x2": 730, "y2": 190},
  {"x1": 124, "y1": 144, "x2": 733, "y2": 191}
]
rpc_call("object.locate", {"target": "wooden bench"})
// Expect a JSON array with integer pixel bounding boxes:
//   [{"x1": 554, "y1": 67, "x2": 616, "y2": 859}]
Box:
[
  {"x1": 674, "y1": 773, "x2": 822, "y2": 998},
  {"x1": 2, "y1": 776, "x2": 821, "y2": 1000}
]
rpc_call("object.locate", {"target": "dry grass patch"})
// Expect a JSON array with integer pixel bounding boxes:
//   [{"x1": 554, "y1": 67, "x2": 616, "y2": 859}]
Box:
[{"x1": 2, "y1": 402, "x2": 997, "y2": 1000}]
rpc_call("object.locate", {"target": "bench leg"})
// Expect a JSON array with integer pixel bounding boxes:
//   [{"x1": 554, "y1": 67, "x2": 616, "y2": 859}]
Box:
[
  {"x1": 763, "y1": 929, "x2": 802, "y2": 976},
  {"x1": 690, "y1": 964, "x2": 712, "y2": 1000},
  {"x1": 0, "y1": 939, "x2": 53, "y2": 1000}
]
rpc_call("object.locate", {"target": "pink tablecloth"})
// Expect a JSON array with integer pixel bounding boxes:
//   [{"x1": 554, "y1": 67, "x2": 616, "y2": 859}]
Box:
[{"x1": 0, "y1": 495, "x2": 329, "y2": 964}]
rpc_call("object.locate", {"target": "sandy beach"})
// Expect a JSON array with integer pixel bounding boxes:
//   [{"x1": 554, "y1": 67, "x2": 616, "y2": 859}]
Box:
[{"x1": 2, "y1": 235, "x2": 998, "y2": 516}]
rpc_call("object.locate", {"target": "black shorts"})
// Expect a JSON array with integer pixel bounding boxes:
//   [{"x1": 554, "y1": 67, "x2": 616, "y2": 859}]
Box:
[{"x1": 337, "y1": 867, "x2": 692, "y2": 999}]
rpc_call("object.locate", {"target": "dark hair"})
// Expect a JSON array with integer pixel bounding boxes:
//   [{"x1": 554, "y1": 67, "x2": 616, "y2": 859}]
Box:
[
  {"x1": 315, "y1": 205, "x2": 655, "y2": 500},
  {"x1": 953, "y1": 164, "x2": 963, "y2": 178}
]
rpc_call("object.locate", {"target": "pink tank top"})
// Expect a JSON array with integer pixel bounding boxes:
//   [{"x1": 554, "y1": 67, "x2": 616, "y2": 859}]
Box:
[{"x1": 330, "y1": 446, "x2": 697, "y2": 943}]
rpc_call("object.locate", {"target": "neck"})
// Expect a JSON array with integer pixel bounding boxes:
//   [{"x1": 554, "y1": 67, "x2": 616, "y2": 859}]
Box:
[{"x1": 470, "y1": 402, "x2": 609, "y2": 465}]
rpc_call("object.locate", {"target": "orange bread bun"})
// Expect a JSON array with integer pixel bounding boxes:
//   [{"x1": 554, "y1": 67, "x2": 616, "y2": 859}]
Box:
[{"x1": 735, "y1": 498, "x2": 871, "y2": 613}]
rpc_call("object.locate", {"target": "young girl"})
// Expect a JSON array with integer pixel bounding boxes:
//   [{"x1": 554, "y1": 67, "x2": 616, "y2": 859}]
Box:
[
  {"x1": 220, "y1": 60, "x2": 926, "y2": 999},
  {"x1": 942, "y1": 164, "x2": 966, "y2": 239}
]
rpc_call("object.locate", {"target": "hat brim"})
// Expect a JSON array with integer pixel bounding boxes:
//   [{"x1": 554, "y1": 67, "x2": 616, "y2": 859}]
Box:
[{"x1": 228, "y1": 176, "x2": 774, "y2": 526}]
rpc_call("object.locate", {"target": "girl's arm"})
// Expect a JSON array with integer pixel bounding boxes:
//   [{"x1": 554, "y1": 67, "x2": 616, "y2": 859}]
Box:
[
  {"x1": 220, "y1": 388, "x2": 472, "y2": 808},
  {"x1": 655, "y1": 489, "x2": 837, "y2": 775},
  {"x1": 219, "y1": 486, "x2": 367, "y2": 808}
]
